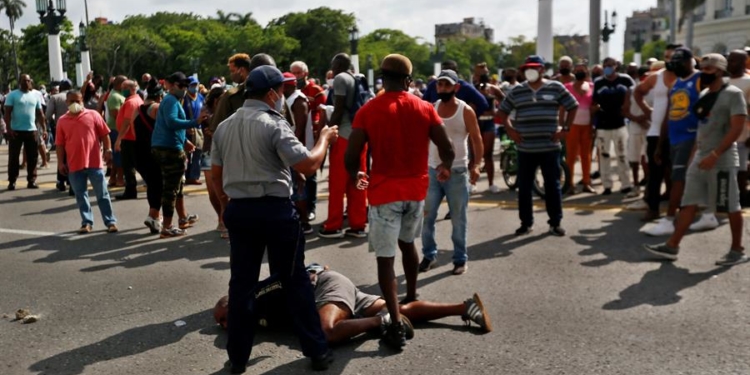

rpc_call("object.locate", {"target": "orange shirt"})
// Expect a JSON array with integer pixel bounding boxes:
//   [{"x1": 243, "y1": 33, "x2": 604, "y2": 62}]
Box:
[
  {"x1": 55, "y1": 109, "x2": 110, "y2": 173},
  {"x1": 352, "y1": 91, "x2": 442, "y2": 206},
  {"x1": 116, "y1": 94, "x2": 144, "y2": 141}
]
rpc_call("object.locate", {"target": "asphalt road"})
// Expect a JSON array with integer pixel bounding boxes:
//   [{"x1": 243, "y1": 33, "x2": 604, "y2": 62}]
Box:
[{"x1": 0, "y1": 146, "x2": 748, "y2": 375}]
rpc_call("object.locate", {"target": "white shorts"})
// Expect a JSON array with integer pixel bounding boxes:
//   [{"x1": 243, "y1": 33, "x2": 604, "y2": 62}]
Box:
[{"x1": 627, "y1": 122, "x2": 647, "y2": 164}]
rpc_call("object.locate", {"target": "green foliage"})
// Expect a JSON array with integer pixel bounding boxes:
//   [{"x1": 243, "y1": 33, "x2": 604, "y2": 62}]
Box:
[
  {"x1": 641, "y1": 40, "x2": 668, "y2": 62},
  {"x1": 623, "y1": 49, "x2": 635, "y2": 65},
  {"x1": 17, "y1": 19, "x2": 76, "y2": 86},
  {"x1": 359, "y1": 29, "x2": 430, "y2": 78}
]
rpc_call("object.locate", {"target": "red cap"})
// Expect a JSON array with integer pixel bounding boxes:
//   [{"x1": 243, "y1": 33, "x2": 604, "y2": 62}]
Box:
[{"x1": 282, "y1": 72, "x2": 297, "y2": 86}]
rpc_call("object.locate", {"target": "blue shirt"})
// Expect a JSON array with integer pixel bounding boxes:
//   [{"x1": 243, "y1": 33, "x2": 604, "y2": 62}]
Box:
[
  {"x1": 423, "y1": 79, "x2": 489, "y2": 115},
  {"x1": 499, "y1": 80, "x2": 578, "y2": 153},
  {"x1": 152, "y1": 94, "x2": 199, "y2": 151},
  {"x1": 5, "y1": 89, "x2": 41, "y2": 131},
  {"x1": 183, "y1": 93, "x2": 204, "y2": 121},
  {"x1": 668, "y1": 72, "x2": 701, "y2": 145}
]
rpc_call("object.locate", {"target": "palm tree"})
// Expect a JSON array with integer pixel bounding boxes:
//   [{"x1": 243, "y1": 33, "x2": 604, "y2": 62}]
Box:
[
  {"x1": 680, "y1": 0, "x2": 706, "y2": 51},
  {"x1": 0, "y1": 0, "x2": 25, "y2": 81},
  {"x1": 235, "y1": 12, "x2": 255, "y2": 27},
  {"x1": 214, "y1": 10, "x2": 232, "y2": 24}
]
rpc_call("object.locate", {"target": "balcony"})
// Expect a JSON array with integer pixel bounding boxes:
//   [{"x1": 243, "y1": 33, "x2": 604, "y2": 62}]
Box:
[
  {"x1": 692, "y1": 13, "x2": 705, "y2": 22},
  {"x1": 746, "y1": 5, "x2": 750, "y2": 14},
  {"x1": 714, "y1": 8, "x2": 733, "y2": 19}
]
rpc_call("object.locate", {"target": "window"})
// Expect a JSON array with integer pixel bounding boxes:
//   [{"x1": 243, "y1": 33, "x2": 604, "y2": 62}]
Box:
[{"x1": 714, "y1": 0, "x2": 733, "y2": 18}]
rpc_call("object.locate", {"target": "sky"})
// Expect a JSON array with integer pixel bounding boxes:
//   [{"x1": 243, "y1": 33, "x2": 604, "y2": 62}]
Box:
[{"x1": 4, "y1": 0, "x2": 659, "y2": 62}]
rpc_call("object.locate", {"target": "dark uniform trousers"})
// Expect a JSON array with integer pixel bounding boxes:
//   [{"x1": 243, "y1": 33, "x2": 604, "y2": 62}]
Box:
[
  {"x1": 224, "y1": 196, "x2": 328, "y2": 367},
  {"x1": 8, "y1": 130, "x2": 39, "y2": 183}
]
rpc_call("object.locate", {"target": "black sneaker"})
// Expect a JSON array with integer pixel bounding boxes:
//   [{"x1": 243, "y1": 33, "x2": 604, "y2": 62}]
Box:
[
  {"x1": 318, "y1": 228, "x2": 344, "y2": 239},
  {"x1": 620, "y1": 187, "x2": 633, "y2": 195},
  {"x1": 515, "y1": 225, "x2": 533, "y2": 236},
  {"x1": 418, "y1": 257, "x2": 436, "y2": 273},
  {"x1": 224, "y1": 360, "x2": 246, "y2": 374},
  {"x1": 302, "y1": 222, "x2": 313, "y2": 235},
  {"x1": 116, "y1": 193, "x2": 137, "y2": 200},
  {"x1": 642, "y1": 243, "x2": 679, "y2": 261},
  {"x1": 443, "y1": 212, "x2": 451, "y2": 220},
  {"x1": 382, "y1": 321, "x2": 407, "y2": 351},
  {"x1": 638, "y1": 178, "x2": 648, "y2": 187},
  {"x1": 591, "y1": 171, "x2": 601, "y2": 179},
  {"x1": 376, "y1": 311, "x2": 414, "y2": 340},
  {"x1": 7, "y1": 182, "x2": 15, "y2": 191},
  {"x1": 56, "y1": 181, "x2": 66, "y2": 192},
  {"x1": 715, "y1": 250, "x2": 750, "y2": 266},
  {"x1": 311, "y1": 349, "x2": 334, "y2": 371},
  {"x1": 602, "y1": 188, "x2": 612, "y2": 195},
  {"x1": 27, "y1": 182, "x2": 39, "y2": 189},
  {"x1": 345, "y1": 229, "x2": 367, "y2": 238},
  {"x1": 68, "y1": 187, "x2": 75, "y2": 196},
  {"x1": 549, "y1": 226, "x2": 566, "y2": 236}
]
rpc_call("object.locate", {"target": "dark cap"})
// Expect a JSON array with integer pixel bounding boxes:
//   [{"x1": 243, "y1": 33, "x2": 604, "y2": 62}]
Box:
[
  {"x1": 521, "y1": 55, "x2": 545, "y2": 69},
  {"x1": 245, "y1": 65, "x2": 294, "y2": 94},
  {"x1": 437, "y1": 70, "x2": 459, "y2": 85},
  {"x1": 670, "y1": 47, "x2": 694, "y2": 62},
  {"x1": 166, "y1": 72, "x2": 191, "y2": 87}
]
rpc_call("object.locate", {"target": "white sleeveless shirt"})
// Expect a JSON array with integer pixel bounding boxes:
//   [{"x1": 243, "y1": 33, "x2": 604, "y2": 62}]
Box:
[
  {"x1": 429, "y1": 99, "x2": 468, "y2": 169},
  {"x1": 649, "y1": 70, "x2": 670, "y2": 137},
  {"x1": 285, "y1": 90, "x2": 315, "y2": 150}
]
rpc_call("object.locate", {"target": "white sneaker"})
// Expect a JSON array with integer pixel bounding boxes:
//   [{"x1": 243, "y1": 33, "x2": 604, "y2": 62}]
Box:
[
  {"x1": 625, "y1": 190, "x2": 641, "y2": 199},
  {"x1": 488, "y1": 185, "x2": 501, "y2": 194},
  {"x1": 626, "y1": 200, "x2": 648, "y2": 210},
  {"x1": 689, "y1": 213, "x2": 719, "y2": 232},
  {"x1": 643, "y1": 217, "x2": 675, "y2": 236},
  {"x1": 470, "y1": 185, "x2": 478, "y2": 194}
]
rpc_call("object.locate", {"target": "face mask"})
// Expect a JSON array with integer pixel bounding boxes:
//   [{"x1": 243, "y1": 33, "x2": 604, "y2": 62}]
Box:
[
  {"x1": 121, "y1": 90, "x2": 131, "y2": 98},
  {"x1": 574, "y1": 72, "x2": 587, "y2": 81},
  {"x1": 173, "y1": 88, "x2": 186, "y2": 99},
  {"x1": 479, "y1": 74, "x2": 490, "y2": 84},
  {"x1": 603, "y1": 66, "x2": 615, "y2": 76},
  {"x1": 270, "y1": 90, "x2": 284, "y2": 112},
  {"x1": 296, "y1": 78, "x2": 307, "y2": 90},
  {"x1": 700, "y1": 72, "x2": 719, "y2": 86},
  {"x1": 559, "y1": 68, "x2": 571, "y2": 75},
  {"x1": 326, "y1": 79, "x2": 334, "y2": 87},
  {"x1": 188, "y1": 87, "x2": 198, "y2": 94},
  {"x1": 524, "y1": 69, "x2": 540, "y2": 83},
  {"x1": 437, "y1": 91, "x2": 456, "y2": 102},
  {"x1": 673, "y1": 63, "x2": 690, "y2": 78},
  {"x1": 68, "y1": 102, "x2": 83, "y2": 114},
  {"x1": 375, "y1": 83, "x2": 383, "y2": 91}
]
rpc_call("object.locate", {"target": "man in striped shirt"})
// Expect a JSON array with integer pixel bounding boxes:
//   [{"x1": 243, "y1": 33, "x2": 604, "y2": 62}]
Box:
[{"x1": 498, "y1": 55, "x2": 579, "y2": 236}]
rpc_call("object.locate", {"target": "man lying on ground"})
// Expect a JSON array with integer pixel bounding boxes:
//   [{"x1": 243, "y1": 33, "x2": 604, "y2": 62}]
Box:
[{"x1": 213, "y1": 264, "x2": 492, "y2": 344}]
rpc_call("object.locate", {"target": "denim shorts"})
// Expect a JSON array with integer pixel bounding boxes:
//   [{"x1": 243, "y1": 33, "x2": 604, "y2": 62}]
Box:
[
  {"x1": 670, "y1": 139, "x2": 695, "y2": 182},
  {"x1": 200, "y1": 151, "x2": 212, "y2": 171},
  {"x1": 368, "y1": 201, "x2": 424, "y2": 258}
]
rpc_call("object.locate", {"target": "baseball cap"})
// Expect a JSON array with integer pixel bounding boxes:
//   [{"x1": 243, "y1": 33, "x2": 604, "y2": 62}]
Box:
[
  {"x1": 245, "y1": 65, "x2": 294, "y2": 94},
  {"x1": 670, "y1": 47, "x2": 693, "y2": 62},
  {"x1": 282, "y1": 72, "x2": 297, "y2": 86},
  {"x1": 166, "y1": 72, "x2": 191, "y2": 87},
  {"x1": 437, "y1": 70, "x2": 459, "y2": 85},
  {"x1": 188, "y1": 76, "x2": 199, "y2": 86},
  {"x1": 521, "y1": 55, "x2": 545, "y2": 69},
  {"x1": 700, "y1": 53, "x2": 728, "y2": 71}
]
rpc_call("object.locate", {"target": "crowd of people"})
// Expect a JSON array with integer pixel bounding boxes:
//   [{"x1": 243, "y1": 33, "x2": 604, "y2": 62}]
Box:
[{"x1": 2, "y1": 43, "x2": 750, "y2": 372}]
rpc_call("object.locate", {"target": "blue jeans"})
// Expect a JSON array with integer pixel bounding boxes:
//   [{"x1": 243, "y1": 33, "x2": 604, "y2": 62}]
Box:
[
  {"x1": 517, "y1": 151, "x2": 562, "y2": 227},
  {"x1": 68, "y1": 168, "x2": 117, "y2": 227},
  {"x1": 422, "y1": 166, "x2": 470, "y2": 265},
  {"x1": 185, "y1": 149, "x2": 202, "y2": 180}
]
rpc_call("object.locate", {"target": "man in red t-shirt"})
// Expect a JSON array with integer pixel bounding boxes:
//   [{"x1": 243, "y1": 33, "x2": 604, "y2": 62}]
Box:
[
  {"x1": 345, "y1": 54, "x2": 455, "y2": 351},
  {"x1": 56, "y1": 91, "x2": 118, "y2": 234},
  {"x1": 114, "y1": 80, "x2": 144, "y2": 199}
]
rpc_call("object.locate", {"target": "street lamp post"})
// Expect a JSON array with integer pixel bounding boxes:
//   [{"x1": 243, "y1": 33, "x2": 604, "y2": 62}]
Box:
[
  {"x1": 79, "y1": 21, "x2": 92, "y2": 79},
  {"x1": 632, "y1": 29, "x2": 645, "y2": 66},
  {"x1": 601, "y1": 9, "x2": 617, "y2": 59},
  {"x1": 74, "y1": 40, "x2": 83, "y2": 87},
  {"x1": 366, "y1": 54, "x2": 374, "y2": 88},
  {"x1": 349, "y1": 26, "x2": 360, "y2": 74},
  {"x1": 434, "y1": 40, "x2": 446, "y2": 76},
  {"x1": 61, "y1": 51, "x2": 68, "y2": 80},
  {"x1": 36, "y1": 0, "x2": 67, "y2": 82}
]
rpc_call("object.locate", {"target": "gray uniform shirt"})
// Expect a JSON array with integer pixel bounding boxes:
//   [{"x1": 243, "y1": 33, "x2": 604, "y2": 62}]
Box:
[
  {"x1": 333, "y1": 72, "x2": 355, "y2": 139},
  {"x1": 695, "y1": 85, "x2": 748, "y2": 169},
  {"x1": 46, "y1": 91, "x2": 69, "y2": 124},
  {"x1": 211, "y1": 99, "x2": 310, "y2": 198}
]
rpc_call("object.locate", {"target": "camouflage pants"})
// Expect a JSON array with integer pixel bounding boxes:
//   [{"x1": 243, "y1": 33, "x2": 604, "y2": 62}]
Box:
[{"x1": 152, "y1": 147, "x2": 186, "y2": 218}]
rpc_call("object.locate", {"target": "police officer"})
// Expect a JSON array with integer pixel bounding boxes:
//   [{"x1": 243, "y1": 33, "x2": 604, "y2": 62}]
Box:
[{"x1": 210, "y1": 65, "x2": 337, "y2": 373}]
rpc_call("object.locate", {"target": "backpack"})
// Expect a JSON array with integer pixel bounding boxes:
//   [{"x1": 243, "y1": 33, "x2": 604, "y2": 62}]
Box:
[{"x1": 326, "y1": 73, "x2": 369, "y2": 122}]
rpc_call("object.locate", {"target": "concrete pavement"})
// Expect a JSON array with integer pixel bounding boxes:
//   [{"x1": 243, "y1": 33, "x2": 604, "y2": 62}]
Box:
[{"x1": 0, "y1": 146, "x2": 748, "y2": 375}]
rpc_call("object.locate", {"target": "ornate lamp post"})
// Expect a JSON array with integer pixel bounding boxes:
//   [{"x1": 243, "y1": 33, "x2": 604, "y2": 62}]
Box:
[
  {"x1": 366, "y1": 54, "x2": 374, "y2": 88},
  {"x1": 349, "y1": 25, "x2": 360, "y2": 74},
  {"x1": 61, "y1": 51, "x2": 69, "y2": 80},
  {"x1": 433, "y1": 40, "x2": 446, "y2": 76},
  {"x1": 632, "y1": 29, "x2": 645, "y2": 66},
  {"x1": 74, "y1": 40, "x2": 83, "y2": 87},
  {"x1": 79, "y1": 21, "x2": 92, "y2": 80},
  {"x1": 36, "y1": 0, "x2": 67, "y2": 82},
  {"x1": 601, "y1": 9, "x2": 617, "y2": 59}
]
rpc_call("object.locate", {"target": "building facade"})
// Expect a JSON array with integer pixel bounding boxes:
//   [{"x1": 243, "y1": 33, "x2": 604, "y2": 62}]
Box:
[
  {"x1": 623, "y1": 6, "x2": 670, "y2": 53},
  {"x1": 681, "y1": 0, "x2": 750, "y2": 54},
  {"x1": 435, "y1": 18, "x2": 494, "y2": 43}
]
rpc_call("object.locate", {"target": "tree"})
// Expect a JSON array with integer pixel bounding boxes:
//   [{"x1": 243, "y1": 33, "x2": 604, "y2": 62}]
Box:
[
  {"x1": 18, "y1": 19, "x2": 76, "y2": 85},
  {"x1": 359, "y1": 29, "x2": 431, "y2": 78},
  {"x1": 623, "y1": 49, "x2": 635, "y2": 65},
  {"x1": 641, "y1": 40, "x2": 667, "y2": 62},
  {"x1": 0, "y1": 29, "x2": 17, "y2": 84},
  {"x1": 0, "y1": 0, "x2": 26, "y2": 81}
]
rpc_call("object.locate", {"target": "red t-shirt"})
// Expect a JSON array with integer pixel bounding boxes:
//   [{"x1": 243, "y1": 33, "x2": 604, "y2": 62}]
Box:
[
  {"x1": 55, "y1": 109, "x2": 110, "y2": 173},
  {"x1": 116, "y1": 95, "x2": 144, "y2": 141},
  {"x1": 352, "y1": 91, "x2": 442, "y2": 206},
  {"x1": 302, "y1": 81, "x2": 326, "y2": 124}
]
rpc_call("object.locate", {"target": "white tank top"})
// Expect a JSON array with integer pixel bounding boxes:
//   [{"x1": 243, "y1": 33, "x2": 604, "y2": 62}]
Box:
[
  {"x1": 429, "y1": 99, "x2": 468, "y2": 169},
  {"x1": 649, "y1": 70, "x2": 669, "y2": 137},
  {"x1": 286, "y1": 90, "x2": 315, "y2": 150}
]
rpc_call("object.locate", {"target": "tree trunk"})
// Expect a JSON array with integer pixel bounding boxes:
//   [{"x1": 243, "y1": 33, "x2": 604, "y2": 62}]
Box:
[
  {"x1": 685, "y1": 9, "x2": 695, "y2": 51},
  {"x1": 9, "y1": 18, "x2": 19, "y2": 82}
]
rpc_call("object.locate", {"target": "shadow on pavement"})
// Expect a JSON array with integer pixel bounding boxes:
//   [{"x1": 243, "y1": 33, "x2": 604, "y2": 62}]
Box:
[
  {"x1": 602, "y1": 262, "x2": 731, "y2": 310},
  {"x1": 569, "y1": 210, "x2": 646, "y2": 267},
  {"x1": 28, "y1": 309, "x2": 214, "y2": 375}
]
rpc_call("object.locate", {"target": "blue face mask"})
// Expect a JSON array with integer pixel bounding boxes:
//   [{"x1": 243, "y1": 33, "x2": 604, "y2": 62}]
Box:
[
  {"x1": 188, "y1": 87, "x2": 197, "y2": 94},
  {"x1": 603, "y1": 66, "x2": 615, "y2": 77}
]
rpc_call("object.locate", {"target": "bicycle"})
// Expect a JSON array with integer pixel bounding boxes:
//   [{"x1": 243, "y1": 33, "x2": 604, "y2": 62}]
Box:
[{"x1": 499, "y1": 134, "x2": 571, "y2": 198}]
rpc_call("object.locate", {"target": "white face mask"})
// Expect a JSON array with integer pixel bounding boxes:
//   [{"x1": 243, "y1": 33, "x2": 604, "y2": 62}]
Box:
[
  {"x1": 524, "y1": 69, "x2": 541, "y2": 83},
  {"x1": 68, "y1": 102, "x2": 83, "y2": 114},
  {"x1": 326, "y1": 79, "x2": 334, "y2": 87},
  {"x1": 375, "y1": 83, "x2": 383, "y2": 91},
  {"x1": 270, "y1": 90, "x2": 284, "y2": 113}
]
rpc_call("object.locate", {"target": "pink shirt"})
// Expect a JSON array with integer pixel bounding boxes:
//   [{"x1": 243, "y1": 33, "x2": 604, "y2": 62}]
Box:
[
  {"x1": 55, "y1": 109, "x2": 110, "y2": 173},
  {"x1": 564, "y1": 82, "x2": 593, "y2": 125},
  {"x1": 117, "y1": 94, "x2": 144, "y2": 141}
]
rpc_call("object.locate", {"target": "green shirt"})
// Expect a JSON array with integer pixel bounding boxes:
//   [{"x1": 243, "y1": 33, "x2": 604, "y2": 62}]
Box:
[{"x1": 106, "y1": 91, "x2": 126, "y2": 130}]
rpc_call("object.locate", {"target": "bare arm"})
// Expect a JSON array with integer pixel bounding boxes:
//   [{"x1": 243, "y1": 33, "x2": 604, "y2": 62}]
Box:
[
  {"x1": 330, "y1": 95, "x2": 346, "y2": 128},
  {"x1": 634, "y1": 74, "x2": 656, "y2": 116},
  {"x1": 293, "y1": 126, "x2": 338, "y2": 176},
  {"x1": 210, "y1": 165, "x2": 226, "y2": 202},
  {"x1": 4, "y1": 106, "x2": 12, "y2": 133},
  {"x1": 36, "y1": 107, "x2": 46, "y2": 136},
  {"x1": 292, "y1": 98, "x2": 309, "y2": 142}
]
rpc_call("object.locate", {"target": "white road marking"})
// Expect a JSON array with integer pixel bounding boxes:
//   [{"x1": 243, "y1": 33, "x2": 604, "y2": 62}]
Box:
[{"x1": 0, "y1": 228, "x2": 75, "y2": 238}]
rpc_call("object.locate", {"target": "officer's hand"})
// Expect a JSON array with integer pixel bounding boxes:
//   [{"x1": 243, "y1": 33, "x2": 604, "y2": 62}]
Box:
[{"x1": 321, "y1": 125, "x2": 339, "y2": 143}]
